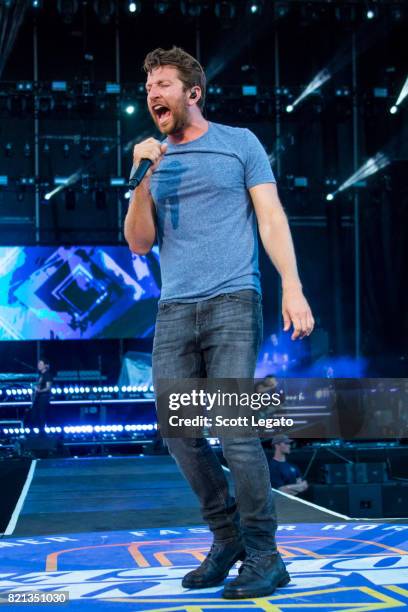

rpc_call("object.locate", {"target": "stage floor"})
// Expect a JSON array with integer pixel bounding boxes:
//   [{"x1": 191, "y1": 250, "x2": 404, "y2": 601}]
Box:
[{"x1": 0, "y1": 456, "x2": 407, "y2": 610}]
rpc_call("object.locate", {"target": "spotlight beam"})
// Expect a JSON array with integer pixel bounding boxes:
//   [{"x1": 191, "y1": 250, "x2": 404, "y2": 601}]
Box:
[
  {"x1": 206, "y1": 7, "x2": 287, "y2": 83},
  {"x1": 290, "y1": 20, "x2": 392, "y2": 111},
  {"x1": 292, "y1": 68, "x2": 331, "y2": 108},
  {"x1": 44, "y1": 122, "x2": 152, "y2": 201},
  {"x1": 44, "y1": 172, "x2": 81, "y2": 200},
  {"x1": 395, "y1": 75, "x2": 408, "y2": 107},
  {"x1": 337, "y1": 153, "x2": 390, "y2": 192},
  {"x1": 328, "y1": 152, "x2": 391, "y2": 200}
]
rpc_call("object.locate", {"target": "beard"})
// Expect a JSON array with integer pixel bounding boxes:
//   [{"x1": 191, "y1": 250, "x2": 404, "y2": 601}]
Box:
[{"x1": 151, "y1": 98, "x2": 190, "y2": 136}]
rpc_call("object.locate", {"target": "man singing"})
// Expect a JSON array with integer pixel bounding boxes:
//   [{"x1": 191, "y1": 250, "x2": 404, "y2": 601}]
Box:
[{"x1": 124, "y1": 46, "x2": 314, "y2": 599}]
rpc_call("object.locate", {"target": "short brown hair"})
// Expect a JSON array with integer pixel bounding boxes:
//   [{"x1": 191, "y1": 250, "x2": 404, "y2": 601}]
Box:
[{"x1": 143, "y1": 46, "x2": 206, "y2": 110}]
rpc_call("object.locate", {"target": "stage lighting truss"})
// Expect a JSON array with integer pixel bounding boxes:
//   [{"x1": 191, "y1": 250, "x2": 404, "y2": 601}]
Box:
[
  {"x1": 0, "y1": 384, "x2": 155, "y2": 402},
  {"x1": 0, "y1": 423, "x2": 158, "y2": 440},
  {"x1": 0, "y1": 79, "x2": 399, "y2": 119}
]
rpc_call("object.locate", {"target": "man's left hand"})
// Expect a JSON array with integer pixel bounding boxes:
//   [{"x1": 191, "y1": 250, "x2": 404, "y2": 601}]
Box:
[{"x1": 282, "y1": 286, "x2": 315, "y2": 340}]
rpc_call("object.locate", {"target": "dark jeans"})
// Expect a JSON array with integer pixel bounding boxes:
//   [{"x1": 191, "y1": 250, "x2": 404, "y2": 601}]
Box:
[{"x1": 152, "y1": 289, "x2": 277, "y2": 555}]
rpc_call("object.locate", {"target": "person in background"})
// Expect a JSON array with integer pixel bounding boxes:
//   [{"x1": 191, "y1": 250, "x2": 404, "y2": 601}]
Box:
[
  {"x1": 29, "y1": 358, "x2": 52, "y2": 431},
  {"x1": 268, "y1": 434, "x2": 308, "y2": 495}
]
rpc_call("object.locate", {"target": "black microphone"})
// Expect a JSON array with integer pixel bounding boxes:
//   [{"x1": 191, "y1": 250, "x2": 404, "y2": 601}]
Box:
[{"x1": 128, "y1": 158, "x2": 153, "y2": 190}]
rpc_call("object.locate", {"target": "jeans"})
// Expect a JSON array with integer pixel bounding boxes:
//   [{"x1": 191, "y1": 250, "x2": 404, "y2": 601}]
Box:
[{"x1": 152, "y1": 289, "x2": 277, "y2": 554}]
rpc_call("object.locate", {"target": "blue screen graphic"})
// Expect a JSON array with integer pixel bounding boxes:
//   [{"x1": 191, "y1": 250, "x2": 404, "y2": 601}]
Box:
[{"x1": 0, "y1": 246, "x2": 161, "y2": 340}]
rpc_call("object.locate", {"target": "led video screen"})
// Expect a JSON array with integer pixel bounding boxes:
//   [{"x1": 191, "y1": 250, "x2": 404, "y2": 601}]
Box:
[{"x1": 0, "y1": 246, "x2": 161, "y2": 340}]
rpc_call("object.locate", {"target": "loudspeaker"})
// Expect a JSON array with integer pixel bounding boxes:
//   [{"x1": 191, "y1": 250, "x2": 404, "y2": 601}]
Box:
[
  {"x1": 324, "y1": 463, "x2": 354, "y2": 484},
  {"x1": 309, "y1": 484, "x2": 349, "y2": 515},
  {"x1": 355, "y1": 462, "x2": 388, "y2": 483},
  {"x1": 382, "y1": 482, "x2": 408, "y2": 517},
  {"x1": 348, "y1": 484, "x2": 382, "y2": 518}
]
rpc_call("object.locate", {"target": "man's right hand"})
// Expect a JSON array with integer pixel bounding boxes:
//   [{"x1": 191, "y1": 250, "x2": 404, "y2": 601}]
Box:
[{"x1": 133, "y1": 138, "x2": 168, "y2": 182}]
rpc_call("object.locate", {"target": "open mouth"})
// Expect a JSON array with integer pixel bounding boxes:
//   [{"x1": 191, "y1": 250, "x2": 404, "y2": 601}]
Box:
[{"x1": 153, "y1": 105, "x2": 171, "y2": 125}]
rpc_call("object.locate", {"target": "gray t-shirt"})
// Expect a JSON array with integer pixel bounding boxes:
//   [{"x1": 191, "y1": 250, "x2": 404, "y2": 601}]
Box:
[{"x1": 149, "y1": 121, "x2": 275, "y2": 302}]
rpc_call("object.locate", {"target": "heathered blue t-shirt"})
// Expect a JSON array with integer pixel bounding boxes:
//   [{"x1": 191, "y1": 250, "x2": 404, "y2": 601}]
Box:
[
  {"x1": 268, "y1": 458, "x2": 301, "y2": 489},
  {"x1": 149, "y1": 122, "x2": 275, "y2": 302}
]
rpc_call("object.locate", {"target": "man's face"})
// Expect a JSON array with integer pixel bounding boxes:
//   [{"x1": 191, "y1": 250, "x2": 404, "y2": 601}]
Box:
[
  {"x1": 277, "y1": 441, "x2": 291, "y2": 455},
  {"x1": 146, "y1": 66, "x2": 191, "y2": 135},
  {"x1": 264, "y1": 376, "x2": 277, "y2": 389},
  {"x1": 38, "y1": 360, "x2": 45, "y2": 372}
]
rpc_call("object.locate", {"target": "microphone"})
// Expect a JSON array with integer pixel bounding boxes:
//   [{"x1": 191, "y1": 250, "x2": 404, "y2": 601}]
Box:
[{"x1": 128, "y1": 158, "x2": 153, "y2": 190}]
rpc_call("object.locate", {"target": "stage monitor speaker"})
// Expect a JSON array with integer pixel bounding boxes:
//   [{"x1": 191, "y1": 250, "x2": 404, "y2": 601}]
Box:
[
  {"x1": 382, "y1": 482, "x2": 408, "y2": 518},
  {"x1": 354, "y1": 462, "x2": 388, "y2": 483},
  {"x1": 348, "y1": 484, "x2": 382, "y2": 518},
  {"x1": 309, "y1": 484, "x2": 349, "y2": 515},
  {"x1": 22, "y1": 435, "x2": 59, "y2": 457},
  {"x1": 324, "y1": 463, "x2": 354, "y2": 485}
]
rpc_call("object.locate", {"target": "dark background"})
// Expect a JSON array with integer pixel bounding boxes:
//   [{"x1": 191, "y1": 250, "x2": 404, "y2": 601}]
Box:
[{"x1": 0, "y1": 0, "x2": 407, "y2": 380}]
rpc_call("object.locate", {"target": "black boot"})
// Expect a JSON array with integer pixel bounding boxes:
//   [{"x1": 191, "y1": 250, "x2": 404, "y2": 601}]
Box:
[
  {"x1": 222, "y1": 552, "x2": 290, "y2": 599},
  {"x1": 182, "y1": 539, "x2": 246, "y2": 589}
]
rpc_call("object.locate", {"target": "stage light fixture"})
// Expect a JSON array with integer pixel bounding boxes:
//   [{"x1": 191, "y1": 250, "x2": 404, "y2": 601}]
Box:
[
  {"x1": 154, "y1": 0, "x2": 170, "y2": 14},
  {"x1": 39, "y1": 96, "x2": 54, "y2": 113},
  {"x1": 291, "y1": 68, "x2": 330, "y2": 110},
  {"x1": 16, "y1": 81, "x2": 32, "y2": 91},
  {"x1": 274, "y1": 1, "x2": 289, "y2": 18},
  {"x1": 242, "y1": 85, "x2": 257, "y2": 96},
  {"x1": 4, "y1": 143, "x2": 13, "y2": 157},
  {"x1": 180, "y1": 0, "x2": 204, "y2": 17},
  {"x1": 326, "y1": 193, "x2": 334, "y2": 201},
  {"x1": 57, "y1": 0, "x2": 79, "y2": 24},
  {"x1": 110, "y1": 177, "x2": 126, "y2": 186},
  {"x1": 208, "y1": 85, "x2": 223, "y2": 95},
  {"x1": 365, "y1": 8, "x2": 377, "y2": 20},
  {"x1": 286, "y1": 104, "x2": 294, "y2": 113},
  {"x1": 54, "y1": 176, "x2": 69, "y2": 186},
  {"x1": 94, "y1": 0, "x2": 115, "y2": 23},
  {"x1": 334, "y1": 5, "x2": 354, "y2": 22},
  {"x1": 128, "y1": 1, "x2": 141, "y2": 14},
  {"x1": 328, "y1": 152, "x2": 390, "y2": 200},
  {"x1": 391, "y1": 6, "x2": 403, "y2": 21},
  {"x1": 247, "y1": 1, "x2": 262, "y2": 15},
  {"x1": 106, "y1": 82, "x2": 121, "y2": 94},
  {"x1": 390, "y1": 105, "x2": 398, "y2": 114},
  {"x1": 80, "y1": 142, "x2": 92, "y2": 160},
  {"x1": 215, "y1": 0, "x2": 236, "y2": 21},
  {"x1": 51, "y1": 81, "x2": 67, "y2": 92},
  {"x1": 125, "y1": 104, "x2": 135, "y2": 114}
]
